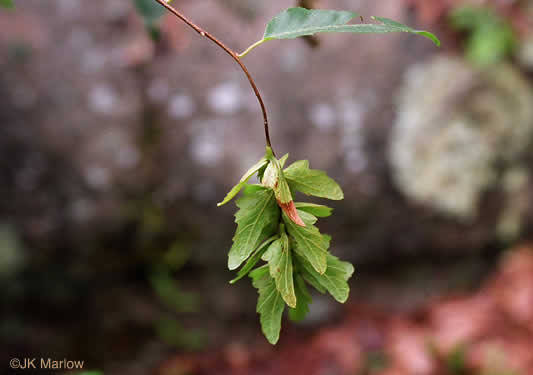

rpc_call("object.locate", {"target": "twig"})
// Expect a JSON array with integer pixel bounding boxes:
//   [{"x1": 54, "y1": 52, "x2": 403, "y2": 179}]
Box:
[{"x1": 153, "y1": 0, "x2": 274, "y2": 154}]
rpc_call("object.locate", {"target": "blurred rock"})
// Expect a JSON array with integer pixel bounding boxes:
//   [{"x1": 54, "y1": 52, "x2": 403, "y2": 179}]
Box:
[
  {"x1": 517, "y1": 35, "x2": 533, "y2": 71},
  {"x1": 389, "y1": 56, "x2": 533, "y2": 227}
]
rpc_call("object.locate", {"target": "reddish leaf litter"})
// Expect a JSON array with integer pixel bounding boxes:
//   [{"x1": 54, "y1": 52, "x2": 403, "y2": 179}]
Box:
[{"x1": 156, "y1": 245, "x2": 533, "y2": 375}]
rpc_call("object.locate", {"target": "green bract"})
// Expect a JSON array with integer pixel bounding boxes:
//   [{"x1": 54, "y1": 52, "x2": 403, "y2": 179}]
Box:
[
  {"x1": 288, "y1": 274, "x2": 312, "y2": 322},
  {"x1": 239, "y1": 7, "x2": 440, "y2": 57},
  {"x1": 285, "y1": 160, "x2": 344, "y2": 200},
  {"x1": 294, "y1": 202, "x2": 333, "y2": 217},
  {"x1": 222, "y1": 147, "x2": 354, "y2": 344},
  {"x1": 250, "y1": 266, "x2": 285, "y2": 345},
  {"x1": 263, "y1": 230, "x2": 296, "y2": 308},
  {"x1": 284, "y1": 210, "x2": 328, "y2": 274}
]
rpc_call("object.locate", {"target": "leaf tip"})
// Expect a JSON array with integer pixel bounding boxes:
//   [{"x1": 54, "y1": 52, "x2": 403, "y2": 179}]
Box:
[
  {"x1": 337, "y1": 295, "x2": 349, "y2": 303},
  {"x1": 227, "y1": 257, "x2": 241, "y2": 271}
]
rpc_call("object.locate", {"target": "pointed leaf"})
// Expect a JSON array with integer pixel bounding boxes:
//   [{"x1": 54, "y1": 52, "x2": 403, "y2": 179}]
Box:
[
  {"x1": 275, "y1": 172, "x2": 293, "y2": 204},
  {"x1": 284, "y1": 160, "x2": 344, "y2": 200},
  {"x1": 251, "y1": 266, "x2": 285, "y2": 345},
  {"x1": 289, "y1": 274, "x2": 312, "y2": 321},
  {"x1": 294, "y1": 202, "x2": 333, "y2": 217},
  {"x1": 218, "y1": 157, "x2": 268, "y2": 206},
  {"x1": 278, "y1": 153, "x2": 289, "y2": 168},
  {"x1": 283, "y1": 210, "x2": 328, "y2": 274},
  {"x1": 239, "y1": 8, "x2": 440, "y2": 56},
  {"x1": 299, "y1": 266, "x2": 326, "y2": 294},
  {"x1": 297, "y1": 253, "x2": 354, "y2": 303},
  {"x1": 264, "y1": 233, "x2": 296, "y2": 308},
  {"x1": 228, "y1": 187, "x2": 280, "y2": 270},
  {"x1": 230, "y1": 235, "x2": 278, "y2": 284},
  {"x1": 372, "y1": 16, "x2": 440, "y2": 45}
]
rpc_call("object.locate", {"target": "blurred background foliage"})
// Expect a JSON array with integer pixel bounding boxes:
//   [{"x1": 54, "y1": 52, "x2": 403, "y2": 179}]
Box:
[
  {"x1": 133, "y1": 0, "x2": 166, "y2": 40},
  {"x1": 450, "y1": 4, "x2": 516, "y2": 65},
  {"x1": 2, "y1": 0, "x2": 533, "y2": 374}
]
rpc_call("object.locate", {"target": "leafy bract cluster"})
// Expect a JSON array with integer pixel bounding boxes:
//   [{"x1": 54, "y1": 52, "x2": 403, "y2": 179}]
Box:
[{"x1": 219, "y1": 147, "x2": 354, "y2": 344}]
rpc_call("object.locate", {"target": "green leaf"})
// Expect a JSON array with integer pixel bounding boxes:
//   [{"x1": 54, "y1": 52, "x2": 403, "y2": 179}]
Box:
[
  {"x1": 229, "y1": 235, "x2": 278, "y2": 284},
  {"x1": 228, "y1": 187, "x2": 280, "y2": 270},
  {"x1": 239, "y1": 7, "x2": 440, "y2": 56},
  {"x1": 284, "y1": 160, "x2": 344, "y2": 200},
  {"x1": 241, "y1": 184, "x2": 264, "y2": 196},
  {"x1": 251, "y1": 265, "x2": 285, "y2": 345},
  {"x1": 289, "y1": 274, "x2": 312, "y2": 321},
  {"x1": 298, "y1": 253, "x2": 354, "y2": 303},
  {"x1": 218, "y1": 157, "x2": 268, "y2": 206},
  {"x1": 372, "y1": 16, "x2": 440, "y2": 46},
  {"x1": 294, "y1": 202, "x2": 333, "y2": 217},
  {"x1": 299, "y1": 267, "x2": 326, "y2": 294},
  {"x1": 249, "y1": 263, "x2": 269, "y2": 278},
  {"x1": 266, "y1": 8, "x2": 357, "y2": 38},
  {"x1": 263, "y1": 232, "x2": 296, "y2": 308},
  {"x1": 275, "y1": 172, "x2": 293, "y2": 204},
  {"x1": 283, "y1": 210, "x2": 328, "y2": 274}
]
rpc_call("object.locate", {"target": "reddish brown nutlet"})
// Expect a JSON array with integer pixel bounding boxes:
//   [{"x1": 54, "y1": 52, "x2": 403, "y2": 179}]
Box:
[{"x1": 277, "y1": 200, "x2": 305, "y2": 227}]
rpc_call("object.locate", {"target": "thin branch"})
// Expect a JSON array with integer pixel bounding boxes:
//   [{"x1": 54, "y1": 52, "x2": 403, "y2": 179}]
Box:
[{"x1": 153, "y1": 0, "x2": 274, "y2": 154}]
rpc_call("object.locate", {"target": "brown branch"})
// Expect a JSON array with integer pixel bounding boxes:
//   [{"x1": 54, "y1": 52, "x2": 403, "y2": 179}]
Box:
[{"x1": 153, "y1": 0, "x2": 274, "y2": 154}]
